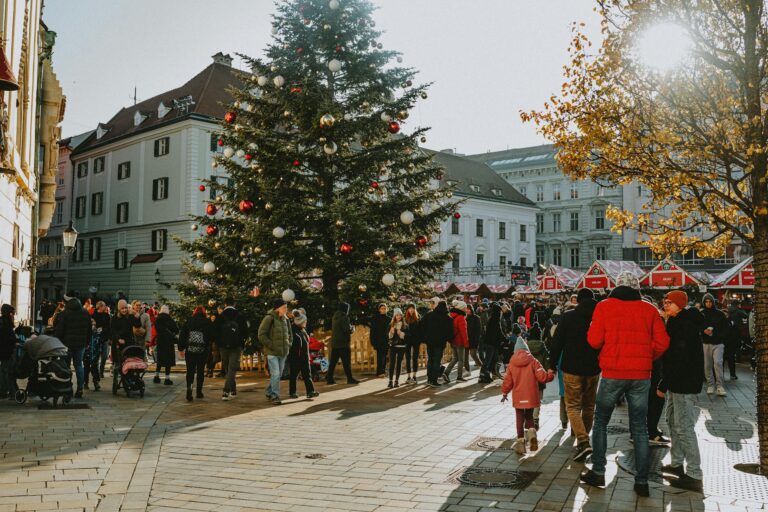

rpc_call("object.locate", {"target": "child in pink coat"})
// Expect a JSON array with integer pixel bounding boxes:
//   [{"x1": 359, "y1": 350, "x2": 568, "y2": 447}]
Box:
[{"x1": 501, "y1": 333, "x2": 554, "y2": 454}]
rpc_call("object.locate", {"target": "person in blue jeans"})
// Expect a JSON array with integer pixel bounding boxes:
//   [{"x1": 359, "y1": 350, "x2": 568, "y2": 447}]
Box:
[
  {"x1": 580, "y1": 271, "x2": 670, "y2": 497},
  {"x1": 258, "y1": 299, "x2": 291, "y2": 405},
  {"x1": 54, "y1": 297, "x2": 93, "y2": 398}
]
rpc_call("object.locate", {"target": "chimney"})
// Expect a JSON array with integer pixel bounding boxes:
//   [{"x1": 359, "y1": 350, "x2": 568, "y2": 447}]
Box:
[{"x1": 211, "y1": 52, "x2": 233, "y2": 67}]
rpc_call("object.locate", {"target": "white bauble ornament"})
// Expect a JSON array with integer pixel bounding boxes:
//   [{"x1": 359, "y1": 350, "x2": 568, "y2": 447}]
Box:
[
  {"x1": 419, "y1": 251, "x2": 430, "y2": 260},
  {"x1": 282, "y1": 288, "x2": 296, "y2": 302},
  {"x1": 271, "y1": 26, "x2": 279, "y2": 35},
  {"x1": 223, "y1": 147, "x2": 235, "y2": 158},
  {"x1": 235, "y1": 149, "x2": 245, "y2": 158},
  {"x1": 272, "y1": 227, "x2": 285, "y2": 238},
  {"x1": 400, "y1": 210, "x2": 414, "y2": 225},
  {"x1": 380, "y1": 112, "x2": 392, "y2": 122},
  {"x1": 323, "y1": 142, "x2": 338, "y2": 155},
  {"x1": 270, "y1": 65, "x2": 278, "y2": 72},
  {"x1": 273, "y1": 75, "x2": 285, "y2": 87},
  {"x1": 203, "y1": 261, "x2": 216, "y2": 274},
  {"x1": 191, "y1": 224, "x2": 198, "y2": 231},
  {"x1": 343, "y1": 113, "x2": 353, "y2": 121},
  {"x1": 329, "y1": 0, "x2": 340, "y2": 9},
  {"x1": 248, "y1": 142, "x2": 257, "y2": 150},
  {"x1": 257, "y1": 76, "x2": 268, "y2": 86},
  {"x1": 382, "y1": 273, "x2": 395, "y2": 286},
  {"x1": 211, "y1": 161, "x2": 218, "y2": 168},
  {"x1": 328, "y1": 59, "x2": 342, "y2": 72}
]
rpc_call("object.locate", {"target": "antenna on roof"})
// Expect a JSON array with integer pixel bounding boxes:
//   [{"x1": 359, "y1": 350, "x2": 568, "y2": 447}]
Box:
[{"x1": 130, "y1": 86, "x2": 137, "y2": 105}]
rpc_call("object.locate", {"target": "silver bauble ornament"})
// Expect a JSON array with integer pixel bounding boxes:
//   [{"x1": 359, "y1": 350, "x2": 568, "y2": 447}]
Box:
[
  {"x1": 223, "y1": 147, "x2": 235, "y2": 158},
  {"x1": 400, "y1": 210, "x2": 415, "y2": 225},
  {"x1": 203, "y1": 261, "x2": 216, "y2": 274},
  {"x1": 328, "y1": 59, "x2": 342, "y2": 72},
  {"x1": 272, "y1": 227, "x2": 285, "y2": 238},
  {"x1": 323, "y1": 142, "x2": 338, "y2": 155}
]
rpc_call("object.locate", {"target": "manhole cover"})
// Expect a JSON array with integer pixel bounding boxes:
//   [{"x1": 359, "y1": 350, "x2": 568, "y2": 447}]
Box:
[
  {"x1": 618, "y1": 443, "x2": 768, "y2": 501},
  {"x1": 447, "y1": 467, "x2": 540, "y2": 489},
  {"x1": 37, "y1": 403, "x2": 91, "y2": 410},
  {"x1": 466, "y1": 437, "x2": 518, "y2": 451},
  {"x1": 606, "y1": 425, "x2": 630, "y2": 435}
]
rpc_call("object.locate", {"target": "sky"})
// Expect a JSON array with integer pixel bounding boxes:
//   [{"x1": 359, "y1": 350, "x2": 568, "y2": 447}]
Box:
[{"x1": 44, "y1": 0, "x2": 601, "y2": 156}]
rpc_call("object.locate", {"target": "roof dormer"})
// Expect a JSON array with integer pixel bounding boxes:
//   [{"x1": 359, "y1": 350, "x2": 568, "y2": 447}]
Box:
[
  {"x1": 157, "y1": 101, "x2": 171, "y2": 119},
  {"x1": 95, "y1": 123, "x2": 110, "y2": 140},
  {"x1": 133, "y1": 110, "x2": 148, "y2": 126}
]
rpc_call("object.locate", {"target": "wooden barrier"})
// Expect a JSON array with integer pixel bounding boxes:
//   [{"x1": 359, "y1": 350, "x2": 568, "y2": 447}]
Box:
[{"x1": 238, "y1": 325, "x2": 454, "y2": 375}]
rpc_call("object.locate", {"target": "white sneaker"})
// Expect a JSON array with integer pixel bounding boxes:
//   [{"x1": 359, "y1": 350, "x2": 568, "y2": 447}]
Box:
[
  {"x1": 706, "y1": 386, "x2": 714, "y2": 395},
  {"x1": 526, "y1": 427, "x2": 539, "y2": 451},
  {"x1": 716, "y1": 386, "x2": 727, "y2": 397},
  {"x1": 222, "y1": 392, "x2": 229, "y2": 401},
  {"x1": 514, "y1": 438, "x2": 526, "y2": 455}
]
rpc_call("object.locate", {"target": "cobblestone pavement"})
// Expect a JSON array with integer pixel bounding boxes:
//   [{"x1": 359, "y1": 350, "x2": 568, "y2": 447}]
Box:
[{"x1": 0, "y1": 363, "x2": 765, "y2": 512}]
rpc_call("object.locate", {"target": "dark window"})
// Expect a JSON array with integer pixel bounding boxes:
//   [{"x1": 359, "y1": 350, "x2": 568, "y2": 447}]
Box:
[
  {"x1": 73, "y1": 240, "x2": 84, "y2": 262},
  {"x1": 536, "y1": 214, "x2": 544, "y2": 234},
  {"x1": 451, "y1": 217, "x2": 459, "y2": 235},
  {"x1": 596, "y1": 246, "x2": 607, "y2": 260},
  {"x1": 520, "y1": 257, "x2": 527, "y2": 267},
  {"x1": 75, "y1": 196, "x2": 86, "y2": 218},
  {"x1": 151, "y1": 229, "x2": 168, "y2": 252},
  {"x1": 499, "y1": 222, "x2": 506, "y2": 240},
  {"x1": 89, "y1": 238, "x2": 101, "y2": 261},
  {"x1": 152, "y1": 177, "x2": 169, "y2": 200},
  {"x1": 209, "y1": 133, "x2": 223, "y2": 153},
  {"x1": 117, "y1": 202, "x2": 129, "y2": 224},
  {"x1": 12, "y1": 224, "x2": 19, "y2": 258},
  {"x1": 451, "y1": 251, "x2": 460, "y2": 271},
  {"x1": 476, "y1": 219, "x2": 484, "y2": 237},
  {"x1": 93, "y1": 156, "x2": 105, "y2": 174},
  {"x1": 91, "y1": 192, "x2": 103, "y2": 215},
  {"x1": 553, "y1": 213, "x2": 561, "y2": 232},
  {"x1": 570, "y1": 247, "x2": 580, "y2": 268},
  {"x1": 570, "y1": 212, "x2": 579, "y2": 231},
  {"x1": 76, "y1": 161, "x2": 88, "y2": 178},
  {"x1": 552, "y1": 248, "x2": 562, "y2": 266},
  {"x1": 595, "y1": 209, "x2": 605, "y2": 230},
  {"x1": 114, "y1": 249, "x2": 127, "y2": 270},
  {"x1": 520, "y1": 224, "x2": 527, "y2": 242},
  {"x1": 154, "y1": 137, "x2": 170, "y2": 157},
  {"x1": 118, "y1": 161, "x2": 131, "y2": 180}
]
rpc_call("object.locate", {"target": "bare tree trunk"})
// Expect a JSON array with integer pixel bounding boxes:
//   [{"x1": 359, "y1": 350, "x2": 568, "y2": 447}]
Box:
[{"x1": 752, "y1": 232, "x2": 768, "y2": 474}]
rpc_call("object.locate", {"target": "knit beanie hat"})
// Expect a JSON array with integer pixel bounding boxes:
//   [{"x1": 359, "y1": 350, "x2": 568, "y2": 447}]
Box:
[
  {"x1": 576, "y1": 288, "x2": 594, "y2": 303},
  {"x1": 270, "y1": 298, "x2": 286, "y2": 310},
  {"x1": 664, "y1": 290, "x2": 688, "y2": 310},
  {"x1": 616, "y1": 271, "x2": 640, "y2": 289},
  {"x1": 514, "y1": 336, "x2": 530, "y2": 352},
  {"x1": 392, "y1": 307, "x2": 403, "y2": 318},
  {"x1": 293, "y1": 312, "x2": 308, "y2": 326},
  {"x1": 452, "y1": 300, "x2": 467, "y2": 310}
]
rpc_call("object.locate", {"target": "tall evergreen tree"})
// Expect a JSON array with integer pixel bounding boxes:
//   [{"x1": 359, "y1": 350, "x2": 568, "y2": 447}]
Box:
[{"x1": 176, "y1": 0, "x2": 457, "y2": 325}]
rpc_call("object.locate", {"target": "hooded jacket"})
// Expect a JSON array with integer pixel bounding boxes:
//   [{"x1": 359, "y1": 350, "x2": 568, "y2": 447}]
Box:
[
  {"x1": 449, "y1": 308, "x2": 469, "y2": 348},
  {"x1": 54, "y1": 298, "x2": 92, "y2": 351},
  {"x1": 483, "y1": 303, "x2": 505, "y2": 348},
  {"x1": 501, "y1": 347, "x2": 554, "y2": 409},
  {"x1": 466, "y1": 313, "x2": 482, "y2": 349},
  {"x1": 548, "y1": 298, "x2": 600, "y2": 376},
  {"x1": 658, "y1": 307, "x2": 705, "y2": 394},
  {"x1": 215, "y1": 306, "x2": 247, "y2": 349},
  {"x1": 331, "y1": 303, "x2": 352, "y2": 349},
  {"x1": 370, "y1": 311, "x2": 391, "y2": 350},
  {"x1": 258, "y1": 309, "x2": 291, "y2": 357},
  {"x1": 178, "y1": 314, "x2": 212, "y2": 353},
  {"x1": 154, "y1": 312, "x2": 179, "y2": 367},
  {"x1": 587, "y1": 286, "x2": 670, "y2": 380},
  {"x1": 700, "y1": 293, "x2": 729, "y2": 345},
  {"x1": 421, "y1": 302, "x2": 454, "y2": 348}
]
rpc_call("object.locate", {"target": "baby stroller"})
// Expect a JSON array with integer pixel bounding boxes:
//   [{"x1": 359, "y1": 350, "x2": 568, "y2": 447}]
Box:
[
  {"x1": 14, "y1": 335, "x2": 73, "y2": 407},
  {"x1": 112, "y1": 344, "x2": 148, "y2": 397},
  {"x1": 308, "y1": 336, "x2": 328, "y2": 382}
]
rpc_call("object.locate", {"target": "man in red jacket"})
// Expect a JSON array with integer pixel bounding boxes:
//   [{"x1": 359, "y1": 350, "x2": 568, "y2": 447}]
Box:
[{"x1": 579, "y1": 271, "x2": 670, "y2": 498}]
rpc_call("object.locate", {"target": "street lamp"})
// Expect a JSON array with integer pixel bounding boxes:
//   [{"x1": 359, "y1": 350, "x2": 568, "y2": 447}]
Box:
[{"x1": 62, "y1": 220, "x2": 78, "y2": 254}]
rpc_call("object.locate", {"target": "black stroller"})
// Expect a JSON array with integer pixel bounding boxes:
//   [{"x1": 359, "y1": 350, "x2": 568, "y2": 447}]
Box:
[
  {"x1": 14, "y1": 335, "x2": 73, "y2": 406},
  {"x1": 112, "y1": 344, "x2": 148, "y2": 397}
]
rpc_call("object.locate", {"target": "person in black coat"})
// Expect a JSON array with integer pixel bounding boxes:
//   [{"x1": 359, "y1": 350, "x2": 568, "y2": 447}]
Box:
[
  {"x1": 54, "y1": 298, "x2": 93, "y2": 397},
  {"x1": 0, "y1": 304, "x2": 16, "y2": 398},
  {"x1": 289, "y1": 311, "x2": 319, "y2": 399},
  {"x1": 701, "y1": 293, "x2": 730, "y2": 393},
  {"x1": 548, "y1": 288, "x2": 599, "y2": 460},
  {"x1": 178, "y1": 306, "x2": 213, "y2": 401},
  {"x1": 91, "y1": 302, "x2": 111, "y2": 379},
  {"x1": 370, "y1": 304, "x2": 390, "y2": 377},
  {"x1": 153, "y1": 306, "x2": 179, "y2": 385},
  {"x1": 464, "y1": 304, "x2": 483, "y2": 373},
  {"x1": 658, "y1": 290, "x2": 704, "y2": 492},
  {"x1": 479, "y1": 302, "x2": 505, "y2": 383},
  {"x1": 421, "y1": 300, "x2": 453, "y2": 387}
]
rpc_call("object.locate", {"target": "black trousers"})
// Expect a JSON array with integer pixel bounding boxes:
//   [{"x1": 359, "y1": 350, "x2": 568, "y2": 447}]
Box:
[
  {"x1": 155, "y1": 363, "x2": 171, "y2": 376},
  {"x1": 388, "y1": 346, "x2": 406, "y2": 381},
  {"x1": 647, "y1": 372, "x2": 665, "y2": 437},
  {"x1": 426, "y1": 344, "x2": 444, "y2": 383},
  {"x1": 724, "y1": 336, "x2": 738, "y2": 376},
  {"x1": 185, "y1": 352, "x2": 206, "y2": 391},
  {"x1": 406, "y1": 342, "x2": 420, "y2": 374},
  {"x1": 327, "y1": 347, "x2": 354, "y2": 382},
  {"x1": 375, "y1": 346, "x2": 388, "y2": 376},
  {"x1": 289, "y1": 355, "x2": 315, "y2": 396}
]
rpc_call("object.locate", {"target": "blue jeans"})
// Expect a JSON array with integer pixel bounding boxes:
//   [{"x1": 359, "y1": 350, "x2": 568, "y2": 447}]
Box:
[
  {"x1": 69, "y1": 346, "x2": 86, "y2": 391},
  {"x1": 591, "y1": 378, "x2": 651, "y2": 484},
  {"x1": 667, "y1": 392, "x2": 702, "y2": 479},
  {"x1": 266, "y1": 355, "x2": 286, "y2": 400}
]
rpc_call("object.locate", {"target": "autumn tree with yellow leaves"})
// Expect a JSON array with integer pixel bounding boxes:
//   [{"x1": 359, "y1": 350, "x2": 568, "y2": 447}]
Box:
[{"x1": 522, "y1": 0, "x2": 768, "y2": 472}]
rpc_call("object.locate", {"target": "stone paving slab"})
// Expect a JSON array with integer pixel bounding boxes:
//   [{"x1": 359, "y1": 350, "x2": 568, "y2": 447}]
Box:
[{"x1": 0, "y1": 365, "x2": 765, "y2": 511}]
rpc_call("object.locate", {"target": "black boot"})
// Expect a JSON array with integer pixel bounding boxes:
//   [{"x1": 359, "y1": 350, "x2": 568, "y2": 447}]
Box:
[
  {"x1": 186, "y1": 388, "x2": 193, "y2": 401},
  {"x1": 196, "y1": 388, "x2": 204, "y2": 399}
]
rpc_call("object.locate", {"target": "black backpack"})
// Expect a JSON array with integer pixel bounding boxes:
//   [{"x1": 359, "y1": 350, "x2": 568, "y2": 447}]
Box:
[{"x1": 219, "y1": 317, "x2": 240, "y2": 348}]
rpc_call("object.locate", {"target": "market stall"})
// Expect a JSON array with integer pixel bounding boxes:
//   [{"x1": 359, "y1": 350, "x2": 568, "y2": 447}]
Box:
[
  {"x1": 576, "y1": 260, "x2": 645, "y2": 290},
  {"x1": 537, "y1": 264, "x2": 583, "y2": 292},
  {"x1": 710, "y1": 257, "x2": 754, "y2": 303},
  {"x1": 639, "y1": 258, "x2": 702, "y2": 290}
]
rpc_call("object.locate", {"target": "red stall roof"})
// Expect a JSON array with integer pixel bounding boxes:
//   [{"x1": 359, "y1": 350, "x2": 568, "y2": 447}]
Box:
[
  {"x1": 640, "y1": 259, "x2": 701, "y2": 290},
  {"x1": 710, "y1": 258, "x2": 754, "y2": 289},
  {"x1": 537, "y1": 264, "x2": 583, "y2": 291},
  {"x1": 577, "y1": 260, "x2": 645, "y2": 290}
]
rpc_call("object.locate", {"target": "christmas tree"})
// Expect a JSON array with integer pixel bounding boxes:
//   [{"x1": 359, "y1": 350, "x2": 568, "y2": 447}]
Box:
[{"x1": 176, "y1": 0, "x2": 457, "y2": 329}]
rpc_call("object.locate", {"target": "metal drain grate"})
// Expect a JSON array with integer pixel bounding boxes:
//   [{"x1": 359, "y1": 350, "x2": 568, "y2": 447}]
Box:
[
  {"x1": 37, "y1": 403, "x2": 91, "y2": 410},
  {"x1": 606, "y1": 425, "x2": 630, "y2": 435},
  {"x1": 466, "y1": 437, "x2": 518, "y2": 451},
  {"x1": 618, "y1": 442, "x2": 768, "y2": 502},
  {"x1": 447, "y1": 467, "x2": 540, "y2": 489}
]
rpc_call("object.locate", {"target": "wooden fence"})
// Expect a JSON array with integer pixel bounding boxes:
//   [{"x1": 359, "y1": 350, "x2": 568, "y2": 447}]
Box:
[{"x1": 238, "y1": 326, "x2": 454, "y2": 375}]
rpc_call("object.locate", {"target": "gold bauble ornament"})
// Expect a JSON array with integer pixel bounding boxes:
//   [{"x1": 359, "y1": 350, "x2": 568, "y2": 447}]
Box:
[
  {"x1": 214, "y1": 242, "x2": 222, "y2": 249},
  {"x1": 374, "y1": 248, "x2": 386, "y2": 259},
  {"x1": 358, "y1": 284, "x2": 367, "y2": 292},
  {"x1": 265, "y1": 202, "x2": 273, "y2": 210},
  {"x1": 319, "y1": 113, "x2": 336, "y2": 128},
  {"x1": 397, "y1": 111, "x2": 409, "y2": 120},
  {"x1": 208, "y1": 299, "x2": 217, "y2": 307},
  {"x1": 335, "y1": 219, "x2": 345, "y2": 227}
]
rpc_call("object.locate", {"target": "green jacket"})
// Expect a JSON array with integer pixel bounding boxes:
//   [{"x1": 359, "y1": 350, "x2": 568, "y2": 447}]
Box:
[
  {"x1": 331, "y1": 310, "x2": 352, "y2": 349},
  {"x1": 258, "y1": 311, "x2": 291, "y2": 357},
  {"x1": 527, "y1": 339, "x2": 550, "y2": 371}
]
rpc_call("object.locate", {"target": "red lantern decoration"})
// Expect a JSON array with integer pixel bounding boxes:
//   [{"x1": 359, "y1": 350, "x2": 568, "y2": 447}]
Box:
[
  {"x1": 387, "y1": 121, "x2": 400, "y2": 134},
  {"x1": 206, "y1": 204, "x2": 218, "y2": 216},
  {"x1": 453, "y1": 212, "x2": 461, "y2": 219},
  {"x1": 340, "y1": 243, "x2": 354, "y2": 255},
  {"x1": 239, "y1": 200, "x2": 254, "y2": 214},
  {"x1": 293, "y1": 159, "x2": 301, "y2": 167},
  {"x1": 206, "y1": 225, "x2": 219, "y2": 236},
  {"x1": 199, "y1": 185, "x2": 206, "y2": 192},
  {"x1": 245, "y1": 153, "x2": 253, "y2": 161},
  {"x1": 416, "y1": 235, "x2": 428, "y2": 248},
  {"x1": 290, "y1": 86, "x2": 302, "y2": 94},
  {"x1": 217, "y1": 139, "x2": 224, "y2": 147},
  {"x1": 224, "y1": 111, "x2": 236, "y2": 124},
  {"x1": 371, "y1": 181, "x2": 379, "y2": 189}
]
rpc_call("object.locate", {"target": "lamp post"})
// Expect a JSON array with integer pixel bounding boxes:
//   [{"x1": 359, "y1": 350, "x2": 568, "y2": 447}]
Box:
[{"x1": 62, "y1": 220, "x2": 78, "y2": 254}]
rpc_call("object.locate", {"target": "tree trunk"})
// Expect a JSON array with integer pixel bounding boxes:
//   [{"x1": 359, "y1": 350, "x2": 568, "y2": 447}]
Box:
[{"x1": 752, "y1": 233, "x2": 768, "y2": 475}]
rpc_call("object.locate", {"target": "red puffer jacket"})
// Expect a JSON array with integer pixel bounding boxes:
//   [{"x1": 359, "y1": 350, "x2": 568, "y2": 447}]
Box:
[
  {"x1": 449, "y1": 309, "x2": 469, "y2": 348},
  {"x1": 587, "y1": 287, "x2": 670, "y2": 380}
]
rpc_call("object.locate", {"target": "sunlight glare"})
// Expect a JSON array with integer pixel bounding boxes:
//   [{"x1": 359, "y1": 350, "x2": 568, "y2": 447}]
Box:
[{"x1": 635, "y1": 22, "x2": 692, "y2": 73}]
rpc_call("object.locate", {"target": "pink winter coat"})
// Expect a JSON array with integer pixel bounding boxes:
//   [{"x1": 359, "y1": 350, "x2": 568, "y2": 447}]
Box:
[{"x1": 501, "y1": 350, "x2": 553, "y2": 409}]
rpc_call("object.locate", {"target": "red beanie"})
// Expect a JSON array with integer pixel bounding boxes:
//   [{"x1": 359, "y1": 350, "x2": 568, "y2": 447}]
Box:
[{"x1": 664, "y1": 290, "x2": 688, "y2": 310}]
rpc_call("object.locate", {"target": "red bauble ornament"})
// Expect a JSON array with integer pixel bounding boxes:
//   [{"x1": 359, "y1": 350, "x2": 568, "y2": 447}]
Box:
[
  {"x1": 371, "y1": 181, "x2": 379, "y2": 189},
  {"x1": 387, "y1": 121, "x2": 400, "y2": 134},
  {"x1": 239, "y1": 200, "x2": 254, "y2": 214},
  {"x1": 290, "y1": 87, "x2": 302, "y2": 94},
  {"x1": 199, "y1": 185, "x2": 206, "y2": 192},
  {"x1": 296, "y1": 47, "x2": 304, "y2": 54},
  {"x1": 335, "y1": 45, "x2": 343, "y2": 53},
  {"x1": 245, "y1": 153, "x2": 253, "y2": 161},
  {"x1": 206, "y1": 204, "x2": 218, "y2": 216},
  {"x1": 453, "y1": 212, "x2": 461, "y2": 219},
  {"x1": 217, "y1": 139, "x2": 224, "y2": 147},
  {"x1": 340, "y1": 243, "x2": 354, "y2": 255},
  {"x1": 224, "y1": 111, "x2": 237, "y2": 124},
  {"x1": 358, "y1": 298, "x2": 369, "y2": 308},
  {"x1": 206, "y1": 225, "x2": 219, "y2": 236},
  {"x1": 293, "y1": 159, "x2": 301, "y2": 167},
  {"x1": 416, "y1": 235, "x2": 428, "y2": 248}
]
